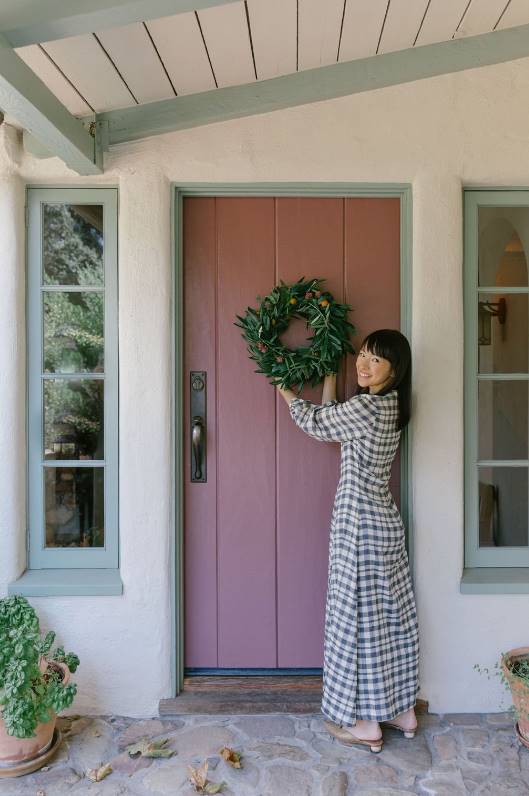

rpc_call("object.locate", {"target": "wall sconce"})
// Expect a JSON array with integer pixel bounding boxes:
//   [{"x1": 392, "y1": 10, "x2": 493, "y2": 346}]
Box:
[{"x1": 478, "y1": 297, "x2": 507, "y2": 345}]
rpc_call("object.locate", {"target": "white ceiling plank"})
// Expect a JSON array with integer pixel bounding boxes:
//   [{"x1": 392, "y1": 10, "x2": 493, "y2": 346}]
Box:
[
  {"x1": 298, "y1": 0, "x2": 344, "y2": 70},
  {"x1": 197, "y1": 1, "x2": 255, "y2": 88},
  {"x1": 96, "y1": 23, "x2": 175, "y2": 104},
  {"x1": 15, "y1": 43, "x2": 92, "y2": 115},
  {"x1": 378, "y1": 0, "x2": 430, "y2": 54},
  {"x1": 146, "y1": 12, "x2": 215, "y2": 95},
  {"x1": 415, "y1": 0, "x2": 470, "y2": 46},
  {"x1": 246, "y1": 0, "x2": 296, "y2": 80},
  {"x1": 455, "y1": 0, "x2": 511, "y2": 38},
  {"x1": 42, "y1": 33, "x2": 135, "y2": 111},
  {"x1": 339, "y1": 0, "x2": 389, "y2": 61},
  {"x1": 495, "y1": 0, "x2": 529, "y2": 30}
]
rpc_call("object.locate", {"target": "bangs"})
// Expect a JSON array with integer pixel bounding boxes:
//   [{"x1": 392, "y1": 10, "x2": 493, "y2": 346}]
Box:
[{"x1": 361, "y1": 331, "x2": 394, "y2": 363}]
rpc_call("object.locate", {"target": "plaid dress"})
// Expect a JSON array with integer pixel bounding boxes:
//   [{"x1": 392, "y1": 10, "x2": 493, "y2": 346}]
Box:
[{"x1": 289, "y1": 389, "x2": 420, "y2": 726}]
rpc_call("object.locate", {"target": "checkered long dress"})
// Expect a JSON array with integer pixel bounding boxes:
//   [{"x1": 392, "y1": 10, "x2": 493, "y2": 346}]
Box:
[{"x1": 289, "y1": 389, "x2": 420, "y2": 726}]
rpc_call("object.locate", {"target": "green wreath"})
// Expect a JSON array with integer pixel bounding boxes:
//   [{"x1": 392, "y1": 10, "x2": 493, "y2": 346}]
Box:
[{"x1": 234, "y1": 277, "x2": 356, "y2": 393}]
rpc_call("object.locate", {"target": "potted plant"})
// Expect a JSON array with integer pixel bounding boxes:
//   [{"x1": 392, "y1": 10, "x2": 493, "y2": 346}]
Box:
[
  {"x1": 474, "y1": 647, "x2": 529, "y2": 748},
  {"x1": 0, "y1": 594, "x2": 80, "y2": 769},
  {"x1": 499, "y1": 647, "x2": 529, "y2": 748}
]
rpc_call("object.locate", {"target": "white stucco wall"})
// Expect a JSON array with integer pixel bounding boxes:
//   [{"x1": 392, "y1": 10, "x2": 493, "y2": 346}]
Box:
[{"x1": 2, "y1": 55, "x2": 529, "y2": 717}]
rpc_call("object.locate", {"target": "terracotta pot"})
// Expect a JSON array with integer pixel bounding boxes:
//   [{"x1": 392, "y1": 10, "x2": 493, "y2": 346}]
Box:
[
  {"x1": 500, "y1": 646, "x2": 529, "y2": 747},
  {"x1": 0, "y1": 658, "x2": 70, "y2": 764}
]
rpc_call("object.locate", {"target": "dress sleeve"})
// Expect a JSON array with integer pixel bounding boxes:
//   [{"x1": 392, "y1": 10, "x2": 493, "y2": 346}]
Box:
[{"x1": 288, "y1": 394, "x2": 378, "y2": 443}]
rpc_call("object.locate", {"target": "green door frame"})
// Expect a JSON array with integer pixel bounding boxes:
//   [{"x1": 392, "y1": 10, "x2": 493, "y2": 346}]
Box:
[{"x1": 170, "y1": 182, "x2": 413, "y2": 697}]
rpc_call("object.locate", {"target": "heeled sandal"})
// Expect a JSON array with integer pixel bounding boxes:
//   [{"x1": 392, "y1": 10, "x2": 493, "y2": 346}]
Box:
[
  {"x1": 379, "y1": 719, "x2": 417, "y2": 739},
  {"x1": 324, "y1": 719, "x2": 384, "y2": 753}
]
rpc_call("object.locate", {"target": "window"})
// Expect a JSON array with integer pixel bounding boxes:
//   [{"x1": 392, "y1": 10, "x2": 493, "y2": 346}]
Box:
[
  {"x1": 27, "y1": 188, "x2": 118, "y2": 570},
  {"x1": 464, "y1": 190, "x2": 529, "y2": 568}
]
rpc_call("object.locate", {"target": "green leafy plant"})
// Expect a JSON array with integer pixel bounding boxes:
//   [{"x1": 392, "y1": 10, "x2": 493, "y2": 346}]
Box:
[
  {"x1": 474, "y1": 650, "x2": 529, "y2": 724},
  {"x1": 0, "y1": 595, "x2": 80, "y2": 738}
]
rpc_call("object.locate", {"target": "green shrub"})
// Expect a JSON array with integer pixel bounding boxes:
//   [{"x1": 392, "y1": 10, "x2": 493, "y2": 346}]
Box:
[{"x1": 0, "y1": 595, "x2": 80, "y2": 738}]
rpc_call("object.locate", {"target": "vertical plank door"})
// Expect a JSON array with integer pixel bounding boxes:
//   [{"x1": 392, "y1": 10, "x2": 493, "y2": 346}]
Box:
[{"x1": 183, "y1": 196, "x2": 400, "y2": 668}]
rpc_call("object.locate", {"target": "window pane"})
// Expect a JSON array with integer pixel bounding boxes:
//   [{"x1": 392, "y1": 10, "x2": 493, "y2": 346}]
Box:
[
  {"x1": 478, "y1": 381, "x2": 528, "y2": 459},
  {"x1": 478, "y1": 293, "x2": 528, "y2": 372},
  {"x1": 43, "y1": 204, "x2": 103, "y2": 286},
  {"x1": 44, "y1": 379, "x2": 104, "y2": 460},
  {"x1": 44, "y1": 467, "x2": 104, "y2": 547},
  {"x1": 43, "y1": 291, "x2": 104, "y2": 373},
  {"x1": 478, "y1": 206, "x2": 529, "y2": 286},
  {"x1": 478, "y1": 466, "x2": 528, "y2": 547}
]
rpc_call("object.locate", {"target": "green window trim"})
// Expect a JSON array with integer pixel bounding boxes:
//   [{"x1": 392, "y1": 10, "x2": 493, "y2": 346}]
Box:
[
  {"x1": 7, "y1": 568, "x2": 123, "y2": 596},
  {"x1": 463, "y1": 189, "x2": 529, "y2": 570},
  {"x1": 23, "y1": 187, "x2": 119, "y2": 576},
  {"x1": 460, "y1": 567, "x2": 529, "y2": 594}
]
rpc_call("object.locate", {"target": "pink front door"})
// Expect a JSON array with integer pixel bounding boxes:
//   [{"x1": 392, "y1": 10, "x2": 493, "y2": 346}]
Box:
[{"x1": 183, "y1": 196, "x2": 401, "y2": 669}]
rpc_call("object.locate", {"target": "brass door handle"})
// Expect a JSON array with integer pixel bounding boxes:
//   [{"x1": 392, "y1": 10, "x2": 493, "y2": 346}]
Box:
[{"x1": 192, "y1": 416, "x2": 204, "y2": 480}]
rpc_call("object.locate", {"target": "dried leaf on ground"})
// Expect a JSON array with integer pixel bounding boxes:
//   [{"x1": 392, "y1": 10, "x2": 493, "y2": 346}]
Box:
[
  {"x1": 187, "y1": 760, "x2": 226, "y2": 793},
  {"x1": 126, "y1": 737, "x2": 175, "y2": 758},
  {"x1": 86, "y1": 762, "x2": 113, "y2": 781},
  {"x1": 219, "y1": 746, "x2": 242, "y2": 768}
]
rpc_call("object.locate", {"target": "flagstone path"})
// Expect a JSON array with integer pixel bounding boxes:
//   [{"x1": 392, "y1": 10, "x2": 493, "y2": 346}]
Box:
[{"x1": 0, "y1": 711, "x2": 526, "y2": 795}]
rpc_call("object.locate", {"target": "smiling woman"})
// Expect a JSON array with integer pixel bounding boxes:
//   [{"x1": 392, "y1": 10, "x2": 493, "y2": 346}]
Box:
[{"x1": 276, "y1": 328, "x2": 417, "y2": 752}]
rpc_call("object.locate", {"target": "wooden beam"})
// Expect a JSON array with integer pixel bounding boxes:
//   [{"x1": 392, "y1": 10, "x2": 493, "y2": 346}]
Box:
[
  {"x1": 0, "y1": 33, "x2": 100, "y2": 174},
  {"x1": 97, "y1": 21, "x2": 529, "y2": 145},
  {"x1": 0, "y1": 0, "x2": 238, "y2": 48}
]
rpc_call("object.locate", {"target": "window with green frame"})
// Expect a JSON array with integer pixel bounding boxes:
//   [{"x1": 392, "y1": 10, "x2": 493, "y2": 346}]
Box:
[
  {"x1": 464, "y1": 190, "x2": 529, "y2": 568},
  {"x1": 27, "y1": 187, "x2": 118, "y2": 569}
]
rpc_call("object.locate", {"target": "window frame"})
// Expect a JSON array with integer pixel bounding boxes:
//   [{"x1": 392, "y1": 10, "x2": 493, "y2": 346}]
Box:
[
  {"x1": 27, "y1": 187, "x2": 119, "y2": 569},
  {"x1": 464, "y1": 189, "x2": 529, "y2": 568}
]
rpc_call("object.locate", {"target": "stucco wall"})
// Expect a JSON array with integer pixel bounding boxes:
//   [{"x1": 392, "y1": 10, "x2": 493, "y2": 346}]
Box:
[{"x1": 2, "y1": 54, "x2": 529, "y2": 717}]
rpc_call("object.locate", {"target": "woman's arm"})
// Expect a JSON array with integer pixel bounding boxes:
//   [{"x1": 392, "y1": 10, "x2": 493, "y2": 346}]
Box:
[{"x1": 276, "y1": 373, "x2": 337, "y2": 406}]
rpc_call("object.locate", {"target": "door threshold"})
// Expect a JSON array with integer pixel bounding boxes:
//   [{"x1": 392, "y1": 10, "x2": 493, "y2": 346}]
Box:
[
  {"x1": 159, "y1": 675, "x2": 429, "y2": 716},
  {"x1": 160, "y1": 674, "x2": 323, "y2": 715}
]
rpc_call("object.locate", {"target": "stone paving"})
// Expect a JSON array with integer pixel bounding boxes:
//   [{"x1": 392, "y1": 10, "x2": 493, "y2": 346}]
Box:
[{"x1": 0, "y1": 710, "x2": 527, "y2": 795}]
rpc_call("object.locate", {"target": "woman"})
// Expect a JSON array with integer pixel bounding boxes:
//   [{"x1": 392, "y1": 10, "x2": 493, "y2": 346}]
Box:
[{"x1": 276, "y1": 329, "x2": 419, "y2": 753}]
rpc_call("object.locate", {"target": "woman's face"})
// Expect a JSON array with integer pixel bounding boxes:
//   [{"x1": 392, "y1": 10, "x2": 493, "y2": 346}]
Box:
[{"x1": 356, "y1": 347, "x2": 395, "y2": 394}]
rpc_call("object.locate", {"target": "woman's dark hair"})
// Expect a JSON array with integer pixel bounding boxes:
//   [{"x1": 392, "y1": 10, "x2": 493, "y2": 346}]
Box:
[{"x1": 353, "y1": 329, "x2": 411, "y2": 430}]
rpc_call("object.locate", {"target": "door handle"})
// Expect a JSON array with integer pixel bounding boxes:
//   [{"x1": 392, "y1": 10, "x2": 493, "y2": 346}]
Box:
[
  {"x1": 192, "y1": 416, "x2": 204, "y2": 480},
  {"x1": 190, "y1": 371, "x2": 207, "y2": 482}
]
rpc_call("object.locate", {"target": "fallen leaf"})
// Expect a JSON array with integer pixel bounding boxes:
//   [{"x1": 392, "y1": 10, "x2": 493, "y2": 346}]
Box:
[
  {"x1": 86, "y1": 762, "x2": 112, "y2": 782},
  {"x1": 187, "y1": 760, "x2": 226, "y2": 793},
  {"x1": 219, "y1": 746, "x2": 242, "y2": 768},
  {"x1": 188, "y1": 760, "x2": 208, "y2": 789},
  {"x1": 203, "y1": 781, "x2": 225, "y2": 794},
  {"x1": 126, "y1": 737, "x2": 175, "y2": 758}
]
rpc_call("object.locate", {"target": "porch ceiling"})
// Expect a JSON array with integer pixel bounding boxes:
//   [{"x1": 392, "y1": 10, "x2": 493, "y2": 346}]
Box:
[
  {"x1": 1, "y1": 0, "x2": 529, "y2": 173},
  {"x1": 8, "y1": 0, "x2": 529, "y2": 115}
]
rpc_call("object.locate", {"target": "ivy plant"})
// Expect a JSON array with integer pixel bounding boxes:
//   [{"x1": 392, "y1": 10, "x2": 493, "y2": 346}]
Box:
[{"x1": 0, "y1": 595, "x2": 80, "y2": 738}]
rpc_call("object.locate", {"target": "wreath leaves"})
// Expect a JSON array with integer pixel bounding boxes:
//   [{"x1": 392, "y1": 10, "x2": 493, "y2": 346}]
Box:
[{"x1": 234, "y1": 277, "x2": 356, "y2": 393}]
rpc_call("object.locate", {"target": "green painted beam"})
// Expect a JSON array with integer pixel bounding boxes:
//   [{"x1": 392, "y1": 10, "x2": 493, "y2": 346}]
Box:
[
  {"x1": 0, "y1": 33, "x2": 100, "y2": 174},
  {"x1": 97, "y1": 21, "x2": 529, "y2": 145},
  {"x1": 0, "y1": 0, "x2": 238, "y2": 47}
]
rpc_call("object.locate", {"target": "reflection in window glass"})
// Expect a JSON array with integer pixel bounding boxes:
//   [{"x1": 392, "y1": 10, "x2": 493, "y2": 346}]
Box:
[
  {"x1": 44, "y1": 467, "x2": 104, "y2": 548},
  {"x1": 478, "y1": 467, "x2": 528, "y2": 547},
  {"x1": 478, "y1": 381, "x2": 528, "y2": 460},
  {"x1": 478, "y1": 208, "x2": 528, "y2": 287},
  {"x1": 43, "y1": 204, "x2": 103, "y2": 286},
  {"x1": 44, "y1": 379, "x2": 104, "y2": 460},
  {"x1": 478, "y1": 294, "x2": 528, "y2": 373},
  {"x1": 44, "y1": 291, "x2": 104, "y2": 373}
]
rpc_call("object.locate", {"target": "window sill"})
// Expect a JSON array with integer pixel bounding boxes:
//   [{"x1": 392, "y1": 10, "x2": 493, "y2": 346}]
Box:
[
  {"x1": 460, "y1": 567, "x2": 529, "y2": 594},
  {"x1": 7, "y1": 568, "x2": 123, "y2": 596}
]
